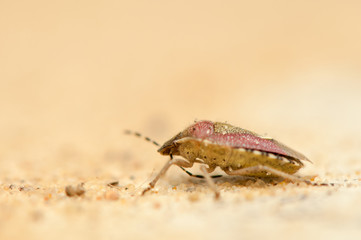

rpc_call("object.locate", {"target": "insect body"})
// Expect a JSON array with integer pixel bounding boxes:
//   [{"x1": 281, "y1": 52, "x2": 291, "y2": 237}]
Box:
[{"x1": 127, "y1": 120, "x2": 312, "y2": 199}]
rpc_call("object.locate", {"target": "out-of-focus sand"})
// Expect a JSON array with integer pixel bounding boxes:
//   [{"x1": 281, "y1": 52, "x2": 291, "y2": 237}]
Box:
[{"x1": 1, "y1": 1, "x2": 361, "y2": 239}]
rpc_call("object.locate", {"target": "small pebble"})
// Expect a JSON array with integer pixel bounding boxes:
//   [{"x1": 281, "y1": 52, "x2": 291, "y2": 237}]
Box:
[
  {"x1": 65, "y1": 183, "x2": 85, "y2": 197},
  {"x1": 108, "y1": 181, "x2": 119, "y2": 187}
]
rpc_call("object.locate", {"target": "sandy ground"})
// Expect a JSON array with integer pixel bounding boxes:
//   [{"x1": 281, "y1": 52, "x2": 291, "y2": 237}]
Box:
[{"x1": 1, "y1": 1, "x2": 361, "y2": 239}]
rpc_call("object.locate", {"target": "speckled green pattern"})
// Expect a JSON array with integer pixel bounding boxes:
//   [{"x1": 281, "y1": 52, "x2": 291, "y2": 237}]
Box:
[{"x1": 213, "y1": 122, "x2": 259, "y2": 136}]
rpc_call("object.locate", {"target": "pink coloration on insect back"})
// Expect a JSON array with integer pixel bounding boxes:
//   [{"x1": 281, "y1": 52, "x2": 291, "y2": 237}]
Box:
[
  {"x1": 208, "y1": 133, "x2": 288, "y2": 156},
  {"x1": 158, "y1": 120, "x2": 310, "y2": 162},
  {"x1": 186, "y1": 120, "x2": 300, "y2": 159},
  {"x1": 187, "y1": 120, "x2": 214, "y2": 138}
]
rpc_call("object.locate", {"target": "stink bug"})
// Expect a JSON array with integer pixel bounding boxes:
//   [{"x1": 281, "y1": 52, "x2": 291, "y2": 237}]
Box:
[{"x1": 126, "y1": 120, "x2": 312, "y2": 199}]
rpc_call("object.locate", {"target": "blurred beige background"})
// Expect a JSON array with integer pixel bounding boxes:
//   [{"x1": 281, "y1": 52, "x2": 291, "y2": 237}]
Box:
[{"x1": 1, "y1": 1, "x2": 361, "y2": 240}]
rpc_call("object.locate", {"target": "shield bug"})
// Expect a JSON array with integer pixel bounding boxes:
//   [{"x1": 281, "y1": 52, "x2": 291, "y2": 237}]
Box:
[{"x1": 126, "y1": 120, "x2": 312, "y2": 199}]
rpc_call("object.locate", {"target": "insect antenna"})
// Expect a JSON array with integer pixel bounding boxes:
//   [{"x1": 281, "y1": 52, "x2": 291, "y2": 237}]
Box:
[{"x1": 124, "y1": 130, "x2": 160, "y2": 147}]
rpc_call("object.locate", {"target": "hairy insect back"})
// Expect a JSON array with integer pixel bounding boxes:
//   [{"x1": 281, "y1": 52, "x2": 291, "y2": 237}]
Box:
[
  {"x1": 159, "y1": 120, "x2": 310, "y2": 171},
  {"x1": 187, "y1": 121, "x2": 310, "y2": 163}
]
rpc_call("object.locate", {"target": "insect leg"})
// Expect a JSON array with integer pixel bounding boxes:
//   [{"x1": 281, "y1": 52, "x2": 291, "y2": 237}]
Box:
[
  {"x1": 200, "y1": 166, "x2": 220, "y2": 199},
  {"x1": 224, "y1": 165, "x2": 312, "y2": 185},
  {"x1": 179, "y1": 167, "x2": 223, "y2": 179},
  {"x1": 142, "y1": 158, "x2": 194, "y2": 195}
]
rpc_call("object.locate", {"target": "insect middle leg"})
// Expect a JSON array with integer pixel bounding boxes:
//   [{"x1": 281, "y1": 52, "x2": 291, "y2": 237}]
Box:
[
  {"x1": 200, "y1": 165, "x2": 220, "y2": 199},
  {"x1": 224, "y1": 165, "x2": 312, "y2": 185},
  {"x1": 142, "y1": 158, "x2": 194, "y2": 195},
  {"x1": 179, "y1": 167, "x2": 223, "y2": 179}
]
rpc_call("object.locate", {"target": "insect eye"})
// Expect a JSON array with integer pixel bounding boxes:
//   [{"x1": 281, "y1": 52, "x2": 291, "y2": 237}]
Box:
[{"x1": 192, "y1": 127, "x2": 196, "y2": 131}]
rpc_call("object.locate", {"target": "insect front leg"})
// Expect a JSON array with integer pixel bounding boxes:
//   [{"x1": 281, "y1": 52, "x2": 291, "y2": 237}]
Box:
[
  {"x1": 142, "y1": 158, "x2": 194, "y2": 195},
  {"x1": 224, "y1": 165, "x2": 312, "y2": 185}
]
